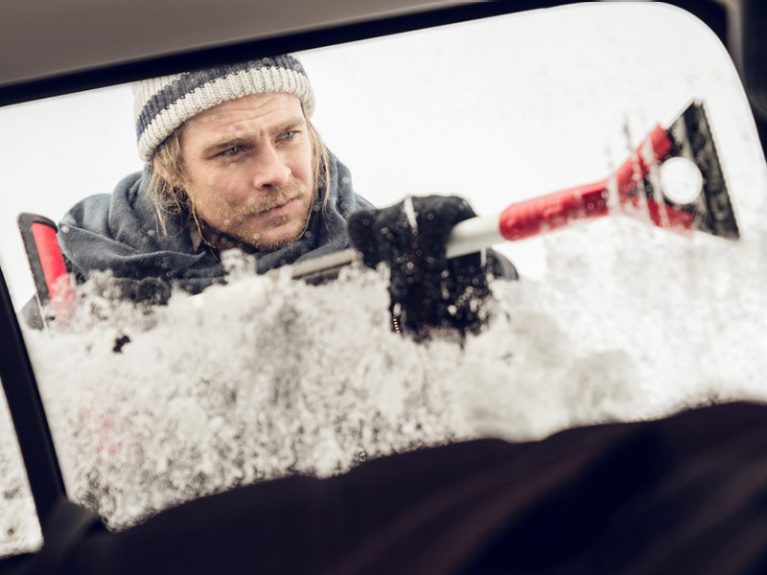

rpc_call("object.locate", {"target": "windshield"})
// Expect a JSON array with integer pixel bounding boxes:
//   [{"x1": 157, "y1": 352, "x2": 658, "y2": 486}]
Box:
[{"x1": 1, "y1": 2, "x2": 766, "y2": 551}]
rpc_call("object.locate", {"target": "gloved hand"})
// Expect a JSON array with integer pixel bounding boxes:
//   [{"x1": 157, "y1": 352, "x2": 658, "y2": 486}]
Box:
[{"x1": 347, "y1": 195, "x2": 490, "y2": 338}]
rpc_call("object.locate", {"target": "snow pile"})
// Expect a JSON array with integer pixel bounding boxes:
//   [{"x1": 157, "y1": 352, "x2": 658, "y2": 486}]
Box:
[
  {"x1": 18, "y1": 199, "x2": 767, "y2": 531},
  {"x1": 2, "y1": 1, "x2": 762, "y2": 547},
  {"x1": 26, "y1": 266, "x2": 468, "y2": 528},
  {"x1": 468, "y1": 217, "x2": 767, "y2": 438}
]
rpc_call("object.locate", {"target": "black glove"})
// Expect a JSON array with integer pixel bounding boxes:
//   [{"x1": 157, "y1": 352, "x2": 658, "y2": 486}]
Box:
[{"x1": 347, "y1": 195, "x2": 490, "y2": 337}]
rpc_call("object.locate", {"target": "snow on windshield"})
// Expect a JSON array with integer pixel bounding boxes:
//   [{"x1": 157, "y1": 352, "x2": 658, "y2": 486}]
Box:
[
  {"x1": 3, "y1": 0, "x2": 767, "y2": 545},
  {"x1": 20, "y1": 194, "x2": 767, "y2": 531}
]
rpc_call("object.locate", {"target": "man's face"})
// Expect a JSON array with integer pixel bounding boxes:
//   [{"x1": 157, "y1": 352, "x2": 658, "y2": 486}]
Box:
[{"x1": 178, "y1": 93, "x2": 315, "y2": 250}]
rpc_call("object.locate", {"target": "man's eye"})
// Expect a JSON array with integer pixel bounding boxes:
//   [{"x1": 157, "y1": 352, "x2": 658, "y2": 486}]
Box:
[
  {"x1": 219, "y1": 145, "x2": 245, "y2": 158},
  {"x1": 278, "y1": 130, "x2": 297, "y2": 141}
]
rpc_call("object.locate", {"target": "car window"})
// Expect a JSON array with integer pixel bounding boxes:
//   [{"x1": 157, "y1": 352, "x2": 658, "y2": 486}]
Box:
[{"x1": 1, "y1": 2, "x2": 765, "y2": 539}]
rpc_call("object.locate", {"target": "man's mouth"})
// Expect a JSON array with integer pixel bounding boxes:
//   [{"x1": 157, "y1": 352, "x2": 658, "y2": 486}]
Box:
[
  {"x1": 238, "y1": 194, "x2": 300, "y2": 218},
  {"x1": 262, "y1": 197, "x2": 296, "y2": 213}
]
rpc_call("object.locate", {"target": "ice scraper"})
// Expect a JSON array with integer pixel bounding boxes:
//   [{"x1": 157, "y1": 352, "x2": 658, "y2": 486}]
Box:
[{"x1": 292, "y1": 100, "x2": 740, "y2": 281}]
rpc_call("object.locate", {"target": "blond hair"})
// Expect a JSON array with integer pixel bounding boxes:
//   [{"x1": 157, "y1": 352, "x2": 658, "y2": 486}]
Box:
[{"x1": 149, "y1": 117, "x2": 331, "y2": 237}]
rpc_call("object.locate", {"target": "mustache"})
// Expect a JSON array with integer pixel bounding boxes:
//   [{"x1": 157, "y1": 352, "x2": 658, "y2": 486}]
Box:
[{"x1": 234, "y1": 181, "x2": 308, "y2": 217}]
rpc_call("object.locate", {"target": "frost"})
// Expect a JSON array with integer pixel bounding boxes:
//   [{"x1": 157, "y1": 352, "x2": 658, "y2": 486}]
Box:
[
  {"x1": 0, "y1": 393, "x2": 42, "y2": 556},
  {"x1": 220, "y1": 249, "x2": 256, "y2": 278}
]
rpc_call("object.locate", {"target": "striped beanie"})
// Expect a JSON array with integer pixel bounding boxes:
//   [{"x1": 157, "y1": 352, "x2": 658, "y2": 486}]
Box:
[{"x1": 133, "y1": 54, "x2": 315, "y2": 162}]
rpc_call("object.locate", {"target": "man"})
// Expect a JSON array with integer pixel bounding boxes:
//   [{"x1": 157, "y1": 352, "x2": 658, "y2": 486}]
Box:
[{"x1": 48, "y1": 55, "x2": 515, "y2": 335}]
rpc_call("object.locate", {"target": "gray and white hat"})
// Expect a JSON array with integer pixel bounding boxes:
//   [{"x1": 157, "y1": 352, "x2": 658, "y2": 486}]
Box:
[{"x1": 133, "y1": 54, "x2": 315, "y2": 162}]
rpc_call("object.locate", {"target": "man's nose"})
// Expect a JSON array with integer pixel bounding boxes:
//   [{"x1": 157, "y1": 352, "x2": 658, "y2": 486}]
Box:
[{"x1": 252, "y1": 143, "x2": 291, "y2": 190}]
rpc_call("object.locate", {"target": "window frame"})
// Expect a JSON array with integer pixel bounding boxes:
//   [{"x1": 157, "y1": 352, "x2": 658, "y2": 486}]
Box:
[{"x1": 0, "y1": 0, "x2": 754, "y2": 564}]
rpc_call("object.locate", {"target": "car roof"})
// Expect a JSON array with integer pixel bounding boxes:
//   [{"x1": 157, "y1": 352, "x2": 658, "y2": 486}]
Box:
[{"x1": 0, "y1": 0, "x2": 461, "y2": 87}]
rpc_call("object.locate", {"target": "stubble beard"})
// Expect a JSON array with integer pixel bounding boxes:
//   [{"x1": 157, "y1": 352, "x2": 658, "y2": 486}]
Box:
[
  {"x1": 235, "y1": 179, "x2": 308, "y2": 218},
  {"x1": 217, "y1": 179, "x2": 315, "y2": 251}
]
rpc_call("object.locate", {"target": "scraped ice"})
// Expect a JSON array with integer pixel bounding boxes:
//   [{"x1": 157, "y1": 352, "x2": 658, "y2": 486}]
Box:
[{"x1": 16, "y1": 195, "x2": 767, "y2": 531}]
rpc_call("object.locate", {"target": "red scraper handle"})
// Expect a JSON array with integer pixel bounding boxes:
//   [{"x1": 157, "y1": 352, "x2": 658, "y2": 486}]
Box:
[
  {"x1": 293, "y1": 104, "x2": 726, "y2": 280},
  {"x1": 498, "y1": 124, "x2": 693, "y2": 241}
]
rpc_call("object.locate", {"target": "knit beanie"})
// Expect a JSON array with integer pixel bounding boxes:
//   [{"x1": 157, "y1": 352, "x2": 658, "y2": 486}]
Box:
[{"x1": 133, "y1": 54, "x2": 315, "y2": 162}]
